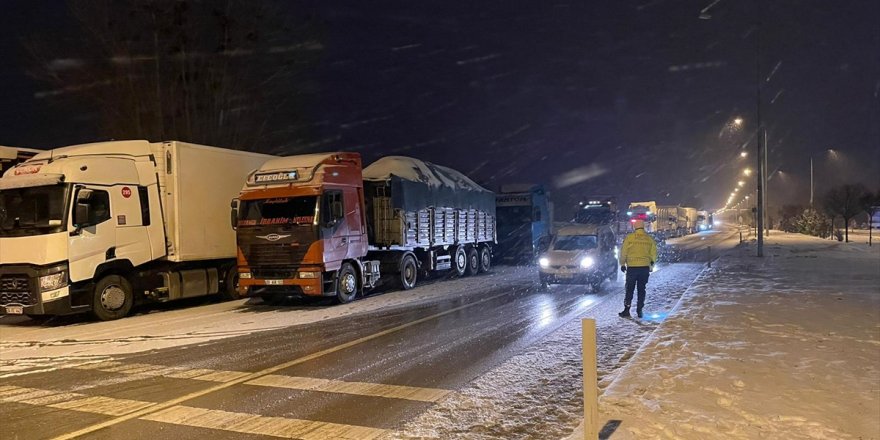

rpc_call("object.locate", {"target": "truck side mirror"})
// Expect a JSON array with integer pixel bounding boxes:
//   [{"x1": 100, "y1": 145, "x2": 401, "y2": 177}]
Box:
[
  {"x1": 230, "y1": 198, "x2": 239, "y2": 230},
  {"x1": 72, "y1": 189, "x2": 93, "y2": 230},
  {"x1": 331, "y1": 200, "x2": 344, "y2": 221}
]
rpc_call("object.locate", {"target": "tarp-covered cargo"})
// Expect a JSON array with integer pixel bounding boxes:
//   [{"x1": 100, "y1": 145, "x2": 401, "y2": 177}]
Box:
[{"x1": 362, "y1": 156, "x2": 495, "y2": 248}]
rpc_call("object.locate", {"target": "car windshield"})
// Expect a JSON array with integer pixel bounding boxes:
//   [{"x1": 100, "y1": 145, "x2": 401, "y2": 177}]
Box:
[
  {"x1": 553, "y1": 234, "x2": 597, "y2": 251},
  {"x1": 0, "y1": 184, "x2": 70, "y2": 237},
  {"x1": 238, "y1": 196, "x2": 317, "y2": 227}
]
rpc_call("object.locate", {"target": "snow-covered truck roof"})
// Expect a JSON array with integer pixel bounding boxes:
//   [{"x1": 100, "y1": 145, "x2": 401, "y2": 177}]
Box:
[{"x1": 363, "y1": 156, "x2": 495, "y2": 212}]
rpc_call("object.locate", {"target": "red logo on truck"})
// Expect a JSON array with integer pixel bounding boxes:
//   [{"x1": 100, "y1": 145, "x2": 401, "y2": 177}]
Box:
[{"x1": 121, "y1": 187, "x2": 132, "y2": 198}]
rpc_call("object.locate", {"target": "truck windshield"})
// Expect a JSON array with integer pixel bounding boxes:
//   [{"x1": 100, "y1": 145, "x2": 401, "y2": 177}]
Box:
[
  {"x1": 553, "y1": 235, "x2": 598, "y2": 251},
  {"x1": 574, "y1": 210, "x2": 614, "y2": 224},
  {"x1": 0, "y1": 184, "x2": 70, "y2": 237},
  {"x1": 238, "y1": 196, "x2": 318, "y2": 227}
]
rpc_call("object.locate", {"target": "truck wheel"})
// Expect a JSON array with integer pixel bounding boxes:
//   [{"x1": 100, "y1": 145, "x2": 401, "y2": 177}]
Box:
[
  {"x1": 466, "y1": 247, "x2": 479, "y2": 276},
  {"x1": 335, "y1": 263, "x2": 358, "y2": 304},
  {"x1": 452, "y1": 246, "x2": 468, "y2": 277},
  {"x1": 221, "y1": 267, "x2": 242, "y2": 300},
  {"x1": 398, "y1": 254, "x2": 418, "y2": 290},
  {"x1": 478, "y1": 247, "x2": 492, "y2": 273},
  {"x1": 590, "y1": 280, "x2": 602, "y2": 293},
  {"x1": 91, "y1": 275, "x2": 133, "y2": 321}
]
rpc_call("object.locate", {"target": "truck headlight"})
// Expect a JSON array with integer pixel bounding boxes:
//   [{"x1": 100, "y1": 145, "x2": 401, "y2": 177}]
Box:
[
  {"x1": 39, "y1": 271, "x2": 68, "y2": 292},
  {"x1": 239, "y1": 272, "x2": 252, "y2": 279},
  {"x1": 579, "y1": 257, "x2": 595, "y2": 269},
  {"x1": 539, "y1": 257, "x2": 550, "y2": 268},
  {"x1": 298, "y1": 271, "x2": 319, "y2": 279}
]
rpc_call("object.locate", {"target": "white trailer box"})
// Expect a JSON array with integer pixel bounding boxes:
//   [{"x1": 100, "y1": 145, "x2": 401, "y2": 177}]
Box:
[{"x1": 161, "y1": 142, "x2": 272, "y2": 262}]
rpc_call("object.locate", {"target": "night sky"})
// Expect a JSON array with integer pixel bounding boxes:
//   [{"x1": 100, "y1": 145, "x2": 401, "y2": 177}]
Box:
[{"x1": 1, "y1": 0, "x2": 878, "y2": 218}]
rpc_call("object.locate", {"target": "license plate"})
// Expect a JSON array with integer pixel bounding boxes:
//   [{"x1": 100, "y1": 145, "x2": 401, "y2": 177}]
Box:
[
  {"x1": 265, "y1": 280, "x2": 284, "y2": 285},
  {"x1": 557, "y1": 273, "x2": 574, "y2": 279},
  {"x1": 4, "y1": 306, "x2": 23, "y2": 314}
]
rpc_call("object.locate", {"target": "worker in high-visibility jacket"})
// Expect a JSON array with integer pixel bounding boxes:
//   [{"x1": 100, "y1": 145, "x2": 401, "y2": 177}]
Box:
[{"x1": 618, "y1": 219, "x2": 658, "y2": 318}]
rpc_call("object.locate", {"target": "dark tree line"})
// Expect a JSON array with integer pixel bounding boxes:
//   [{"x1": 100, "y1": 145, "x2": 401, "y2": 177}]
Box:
[
  {"x1": 27, "y1": 0, "x2": 323, "y2": 152},
  {"x1": 777, "y1": 184, "x2": 880, "y2": 244}
]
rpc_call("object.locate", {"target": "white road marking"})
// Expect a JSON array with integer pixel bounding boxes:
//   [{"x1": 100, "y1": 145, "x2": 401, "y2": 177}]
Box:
[
  {"x1": 0, "y1": 385, "x2": 155, "y2": 416},
  {"x1": 72, "y1": 362, "x2": 248, "y2": 382},
  {"x1": 247, "y1": 374, "x2": 453, "y2": 402},
  {"x1": 142, "y1": 405, "x2": 387, "y2": 439}
]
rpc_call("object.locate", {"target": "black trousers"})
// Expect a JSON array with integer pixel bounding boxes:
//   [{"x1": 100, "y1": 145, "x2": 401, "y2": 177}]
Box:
[{"x1": 624, "y1": 266, "x2": 650, "y2": 310}]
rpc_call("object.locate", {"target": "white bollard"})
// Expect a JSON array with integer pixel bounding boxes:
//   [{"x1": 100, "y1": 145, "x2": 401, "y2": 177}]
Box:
[{"x1": 583, "y1": 318, "x2": 598, "y2": 440}]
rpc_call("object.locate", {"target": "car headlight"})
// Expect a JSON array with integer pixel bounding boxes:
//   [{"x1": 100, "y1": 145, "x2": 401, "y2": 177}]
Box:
[
  {"x1": 39, "y1": 271, "x2": 68, "y2": 292},
  {"x1": 579, "y1": 257, "x2": 595, "y2": 269},
  {"x1": 298, "y1": 271, "x2": 319, "y2": 279},
  {"x1": 239, "y1": 272, "x2": 252, "y2": 279},
  {"x1": 538, "y1": 257, "x2": 550, "y2": 268}
]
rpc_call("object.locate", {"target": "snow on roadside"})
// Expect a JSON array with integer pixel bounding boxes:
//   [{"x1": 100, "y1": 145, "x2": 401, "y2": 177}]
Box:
[
  {"x1": 598, "y1": 233, "x2": 880, "y2": 439},
  {"x1": 0, "y1": 266, "x2": 534, "y2": 375},
  {"x1": 386, "y1": 263, "x2": 705, "y2": 440}
]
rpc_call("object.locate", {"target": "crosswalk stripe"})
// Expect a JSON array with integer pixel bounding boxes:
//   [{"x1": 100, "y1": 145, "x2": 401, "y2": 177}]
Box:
[
  {"x1": 141, "y1": 405, "x2": 387, "y2": 439},
  {"x1": 72, "y1": 362, "x2": 246, "y2": 382},
  {"x1": 0, "y1": 385, "x2": 155, "y2": 416},
  {"x1": 246, "y1": 374, "x2": 452, "y2": 403},
  {"x1": 74, "y1": 360, "x2": 451, "y2": 402}
]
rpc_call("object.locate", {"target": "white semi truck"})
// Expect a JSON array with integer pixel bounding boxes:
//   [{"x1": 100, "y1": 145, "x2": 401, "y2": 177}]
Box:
[{"x1": 0, "y1": 140, "x2": 272, "y2": 320}]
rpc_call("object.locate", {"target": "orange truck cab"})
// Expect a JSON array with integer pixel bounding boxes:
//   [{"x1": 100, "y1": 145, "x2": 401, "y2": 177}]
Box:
[{"x1": 233, "y1": 153, "x2": 496, "y2": 304}]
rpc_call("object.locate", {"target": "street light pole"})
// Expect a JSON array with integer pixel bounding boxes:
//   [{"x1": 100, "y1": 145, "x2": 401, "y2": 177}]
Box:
[
  {"x1": 755, "y1": 18, "x2": 765, "y2": 257},
  {"x1": 810, "y1": 156, "x2": 814, "y2": 207}
]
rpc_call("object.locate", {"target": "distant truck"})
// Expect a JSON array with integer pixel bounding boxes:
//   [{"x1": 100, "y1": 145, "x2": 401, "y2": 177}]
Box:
[
  {"x1": 627, "y1": 201, "x2": 657, "y2": 232},
  {"x1": 696, "y1": 210, "x2": 712, "y2": 231},
  {"x1": 233, "y1": 154, "x2": 496, "y2": 303},
  {"x1": 0, "y1": 146, "x2": 42, "y2": 174},
  {"x1": 655, "y1": 205, "x2": 680, "y2": 237},
  {"x1": 573, "y1": 196, "x2": 618, "y2": 225},
  {"x1": 680, "y1": 207, "x2": 698, "y2": 234},
  {"x1": 0, "y1": 140, "x2": 272, "y2": 320},
  {"x1": 495, "y1": 184, "x2": 552, "y2": 264}
]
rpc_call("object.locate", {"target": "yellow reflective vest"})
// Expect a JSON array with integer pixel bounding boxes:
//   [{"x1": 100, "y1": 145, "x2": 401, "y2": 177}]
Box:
[{"x1": 619, "y1": 229, "x2": 658, "y2": 267}]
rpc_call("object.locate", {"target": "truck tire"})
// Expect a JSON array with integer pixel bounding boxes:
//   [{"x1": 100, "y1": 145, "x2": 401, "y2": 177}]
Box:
[
  {"x1": 91, "y1": 275, "x2": 133, "y2": 321},
  {"x1": 451, "y1": 246, "x2": 468, "y2": 277},
  {"x1": 335, "y1": 263, "x2": 358, "y2": 304},
  {"x1": 478, "y1": 246, "x2": 492, "y2": 273},
  {"x1": 466, "y1": 247, "x2": 479, "y2": 276},
  {"x1": 590, "y1": 280, "x2": 603, "y2": 293},
  {"x1": 398, "y1": 254, "x2": 418, "y2": 290},
  {"x1": 221, "y1": 266, "x2": 242, "y2": 300}
]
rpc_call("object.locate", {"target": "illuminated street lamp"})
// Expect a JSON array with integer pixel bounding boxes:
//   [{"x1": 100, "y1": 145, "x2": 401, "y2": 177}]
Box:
[
  {"x1": 743, "y1": 168, "x2": 752, "y2": 176},
  {"x1": 734, "y1": 117, "x2": 743, "y2": 126},
  {"x1": 740, "y1": 151, "x2": 748, "y2": 158},
  {"x1": 738, "y1": 181, "x2": 745, "y2": 187}
]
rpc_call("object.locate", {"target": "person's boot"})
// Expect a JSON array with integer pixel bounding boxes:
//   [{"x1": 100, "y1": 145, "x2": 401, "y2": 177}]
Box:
[
  {"x1": 636, "y1": 308, "x2": 643, "y2": 318},
  {"x1": 618, "y1": 306, "x2": 631, "y2": 318}
]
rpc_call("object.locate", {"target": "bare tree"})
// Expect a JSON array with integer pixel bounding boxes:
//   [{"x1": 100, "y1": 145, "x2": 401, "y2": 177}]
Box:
[
  {"x1": 860, "y1": 190, "x2": 880, "y2": 246},
  {"x1": 822, "y1": 183, "x2": 869, "y2": 243},
  {"x1": 27, "y1": 0, "x2": 322, "y2": 151}
]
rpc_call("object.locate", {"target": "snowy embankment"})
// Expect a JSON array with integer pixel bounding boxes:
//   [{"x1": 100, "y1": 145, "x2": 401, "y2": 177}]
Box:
[
  {"x1": 0, "y1": 266, "x2": 533, "y2": 376},
  {"x1": 594, "y1": 233, "x2": 880, "y2": 439}
]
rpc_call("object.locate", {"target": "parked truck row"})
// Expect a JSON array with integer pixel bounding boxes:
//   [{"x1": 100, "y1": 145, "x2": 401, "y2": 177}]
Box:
[
  {"x1": 0, "y1": 141, "x2": 497, "y2": 320},
  {"x1": 626, "y1": 201, "x2": 710, "y2": 238}
]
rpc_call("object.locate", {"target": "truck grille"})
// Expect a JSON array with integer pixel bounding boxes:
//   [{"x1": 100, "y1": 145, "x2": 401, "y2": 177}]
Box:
[
  {"x1": 242, "y1": 244, "x2": 309, "y2": 266},
  {"x1": 0, "y1": 275, "x2": 35, "y2": 305},
  {"x1": 251, "y1": 268, "x2": 299, "y2": 279}
]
